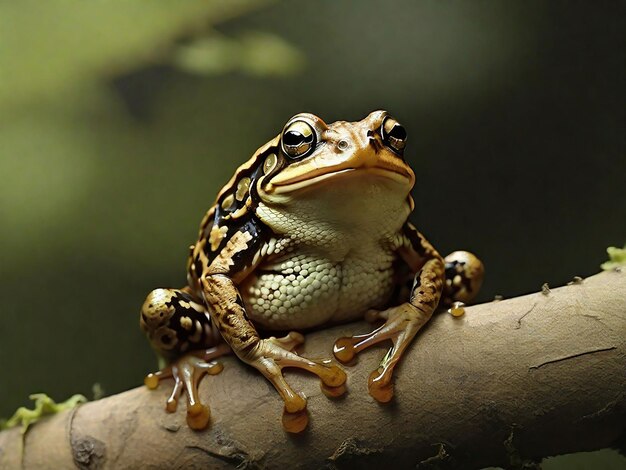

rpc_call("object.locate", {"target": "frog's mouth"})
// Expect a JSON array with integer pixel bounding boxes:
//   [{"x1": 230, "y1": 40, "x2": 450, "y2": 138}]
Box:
[{"x1": 266, "y1": 166, "x2": 413, "y2": 195}]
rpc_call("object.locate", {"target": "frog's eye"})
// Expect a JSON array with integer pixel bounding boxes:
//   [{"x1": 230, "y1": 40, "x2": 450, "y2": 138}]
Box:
[
  {"x1": 381, "y1": 117, "x2": 407, "y2": 154},
  {"x1": 281, "y1": 120, "x2": 316, "y2": 159}
]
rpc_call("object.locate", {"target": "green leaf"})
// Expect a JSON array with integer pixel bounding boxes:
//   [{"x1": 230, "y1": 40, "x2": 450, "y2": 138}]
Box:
[
  {"x1": 601, "y1": 244, "x2": 626, "y2": 271},
  {"x1": 0, "y1": 393, "x2": 87, "y2": 433}
]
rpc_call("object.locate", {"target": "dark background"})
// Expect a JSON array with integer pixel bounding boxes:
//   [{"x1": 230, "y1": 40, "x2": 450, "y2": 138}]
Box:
[{"x1": 1, "y1": 0, "x2": 624, "y2": 464}]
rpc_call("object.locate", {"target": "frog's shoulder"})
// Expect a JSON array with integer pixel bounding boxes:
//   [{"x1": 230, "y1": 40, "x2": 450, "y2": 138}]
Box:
[{"x1": 189, "y1": 136, "x2": 282, "y2": 283}]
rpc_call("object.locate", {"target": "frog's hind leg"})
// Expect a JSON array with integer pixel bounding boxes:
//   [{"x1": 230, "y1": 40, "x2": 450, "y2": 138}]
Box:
[{"x1": 140, "y1": 287, "x2": 230, "y2": 430}]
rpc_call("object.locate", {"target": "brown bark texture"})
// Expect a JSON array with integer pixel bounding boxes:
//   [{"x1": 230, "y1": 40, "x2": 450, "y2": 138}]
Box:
[{"x1": 0, "y1": 270, "x2": 624, "y2": 469}]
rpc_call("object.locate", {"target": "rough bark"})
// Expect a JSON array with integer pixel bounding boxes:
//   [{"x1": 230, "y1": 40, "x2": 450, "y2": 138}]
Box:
[{"x1": 1, "y1": 270, "x2": 624, "y2": 469}]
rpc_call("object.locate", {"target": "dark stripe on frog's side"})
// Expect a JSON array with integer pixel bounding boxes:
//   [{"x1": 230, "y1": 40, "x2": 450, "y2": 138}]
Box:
[
  {"x1": 189, "y1": 141, "x2": 283, "y2": 285},
  {"x1": 193, "y1": 257, "x2": 204, "y2": 283},
  {"x1": 227, "y1": 216, "x2": 272, "y2": 275},
  {"x1": 215, "y1": 144, "x2": 284, "y2": 221},
  {"x1": 402, "y1": 222, "x2": 429, "y2": 258},
  {"x1": 201, "y1": 143, "x2": 282, "y2": 259},
  {"x1": 196, "y1": 140, "x2": 280, "y2": 240},
  {"x1": 193, "y1": 204, "x2": 273, "y2": 283}
]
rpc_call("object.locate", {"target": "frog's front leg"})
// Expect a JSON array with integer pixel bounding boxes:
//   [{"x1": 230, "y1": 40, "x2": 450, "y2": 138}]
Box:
[
  {"x1": 140, "y1": 287, "x2": 230, "y2": 429},
  {"x1": 333, "y1": 224, "x2": 447, "y2": 402},
  {"x1": 203, "y1": 273, "x2": 347, "y2": 433}
]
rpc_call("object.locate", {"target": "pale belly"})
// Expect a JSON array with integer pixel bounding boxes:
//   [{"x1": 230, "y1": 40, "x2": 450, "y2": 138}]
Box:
[{"x1": 240, "y1": 250, "x2": 397, "y2": 330}]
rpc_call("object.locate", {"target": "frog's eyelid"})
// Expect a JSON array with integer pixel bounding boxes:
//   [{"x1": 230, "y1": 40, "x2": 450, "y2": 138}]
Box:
[{"x1": 283, "y1": 114, "x2": 328, "y2": 140}]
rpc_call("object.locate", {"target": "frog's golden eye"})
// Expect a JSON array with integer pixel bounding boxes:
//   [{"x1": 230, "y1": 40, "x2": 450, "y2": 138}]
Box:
[
  {"x1": 281, "y1": 120, "x2": 316, "y2": 159},
  {"x1": 381, "y1": 117, "x2": 407, "y2": 154}
]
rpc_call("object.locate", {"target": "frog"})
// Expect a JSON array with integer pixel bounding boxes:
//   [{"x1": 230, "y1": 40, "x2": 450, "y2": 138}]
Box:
[{"x1": 139, "y1": 110, "x2": 484, "y2": 433}]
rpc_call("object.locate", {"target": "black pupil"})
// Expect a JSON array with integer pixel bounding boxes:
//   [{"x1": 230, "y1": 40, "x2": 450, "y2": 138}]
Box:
[
  {"x1": 284, "y1": 130, "x2": 304, "y2": 146},
  {"x1": 284, "y1": 130, "x2": 312, "y2": 147},
  {"x1": 388, "y1": 124, "x2": 407, "y2": 141}
]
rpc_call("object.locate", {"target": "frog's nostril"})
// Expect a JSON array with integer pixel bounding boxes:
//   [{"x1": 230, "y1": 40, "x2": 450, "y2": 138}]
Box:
[{"x1": 366, "y1": 130, "x2": 375, "y2": 139}]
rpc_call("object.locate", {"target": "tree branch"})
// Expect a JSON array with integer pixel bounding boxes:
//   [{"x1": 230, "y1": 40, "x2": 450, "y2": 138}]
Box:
[{"x1": 1, "y1": 271, "x2": 624, "y2": 469}]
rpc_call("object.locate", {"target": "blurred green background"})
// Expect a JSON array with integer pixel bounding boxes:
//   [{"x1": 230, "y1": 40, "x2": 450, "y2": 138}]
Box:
[{"x1": 1, "y1": 0, "x2": 624, "y2": 465}]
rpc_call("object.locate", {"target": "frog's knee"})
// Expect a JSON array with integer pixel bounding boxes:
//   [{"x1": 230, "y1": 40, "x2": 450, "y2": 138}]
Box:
[
  {"x1": 443, "y1": 251, "x2": 484, "y2": 305},
  {"x1": 140, "y1": 288, "x2": 176, "y2": 330},
  {"x1": 140, "y1": 288, "x2": 216, "y2": 358}
]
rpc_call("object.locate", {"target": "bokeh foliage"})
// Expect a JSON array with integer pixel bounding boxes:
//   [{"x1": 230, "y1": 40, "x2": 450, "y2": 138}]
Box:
[{"x1": 0, "y1": 0, "x2": 281, "y2": 108}]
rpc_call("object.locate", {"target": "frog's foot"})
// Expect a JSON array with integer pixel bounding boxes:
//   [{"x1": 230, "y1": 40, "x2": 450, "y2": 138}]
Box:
[
  {"x1": 244, "y1": 333, "x2": 347, "y2": 433},
  {"x1": 144, "y1": 343, "x2": 231, "y2": 430},
  {"x1": 333, "y1": 302, "x2": 429, "y2": 403}
]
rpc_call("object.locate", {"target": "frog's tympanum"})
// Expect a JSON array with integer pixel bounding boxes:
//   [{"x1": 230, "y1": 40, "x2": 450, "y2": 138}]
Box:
[{"x1": 140, "y1": 111, "x2": 483, "y2": 433}]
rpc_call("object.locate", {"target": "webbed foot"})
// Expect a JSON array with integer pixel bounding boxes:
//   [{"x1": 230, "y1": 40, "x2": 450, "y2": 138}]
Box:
[{"x1": 145, "y1": 344, "x2": 230, "y2": 430}]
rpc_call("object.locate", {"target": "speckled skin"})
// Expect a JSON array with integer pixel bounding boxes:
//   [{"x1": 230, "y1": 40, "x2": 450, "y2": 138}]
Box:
[
  {"x1": 244, "y1": 179, "x2": 408, "y2": 329},
  {"x1": 140, "y1": 111, "x2": 484, "y2": 432}
]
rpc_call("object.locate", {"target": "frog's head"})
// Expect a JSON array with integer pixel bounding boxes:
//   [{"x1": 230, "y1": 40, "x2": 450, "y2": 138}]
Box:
[
  {"x1": 253, "y1": 111, "x2": 415, "y2": 224},
  {"x1": 260, "y1": 110, "x2": 414, "y2": 195}
]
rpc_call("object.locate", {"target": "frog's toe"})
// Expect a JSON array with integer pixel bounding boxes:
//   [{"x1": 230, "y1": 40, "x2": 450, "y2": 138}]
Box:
[
  {"x1": 333, "y1": 320, "x2": 393, "y2": 365},
  {"x1": 267, "y1": 331, "x2": 305, "y2": 352},
  {"x1": 364, "y1": 308, "x2": 389, "y2": 323},
  {"x1": 320, "y1": 381, "x2": 348, "y2": 398},
  {"x1": 368, "y1": 368, "x2": 394, "y2": 403},
  {"x1": 333, "y1": 337, "x2": 359, "y2": 364},
  {"x1": 144, "y1": 368, "x2": 171, "y2": 390},
  {"x1": 282, "y1": 407, "x2": 309, "y2": 433},
  {"x1": 187, "y1": 402, "x2": 211, "y2": 430}
]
